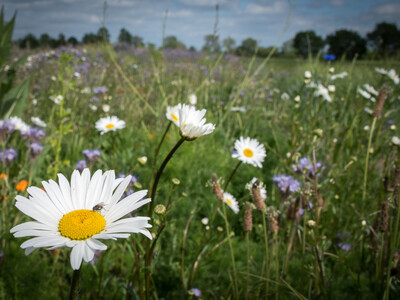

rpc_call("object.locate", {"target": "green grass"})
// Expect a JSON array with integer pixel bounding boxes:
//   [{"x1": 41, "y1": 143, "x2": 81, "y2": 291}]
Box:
[{"x1": 0, "y1": 45, "x2": 399, "y2": 299}]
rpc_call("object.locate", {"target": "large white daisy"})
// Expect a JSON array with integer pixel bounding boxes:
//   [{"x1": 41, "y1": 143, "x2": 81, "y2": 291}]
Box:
[
  {"x1": 10, "y1": 169, "x2": 152, "y2": 270},
  {"x1": 232, "y1": 136, "x2": 266, "y2": 168},
  {"x1": 95, "y1": 116, "x2": 125, "y2": 135},
  {"x1": 165, "y1": 103, "x2": 182, "y2": 126},
  {"x1": 178, "y1": 104, "x2": 215, "y2": 140},
  {"x1": 222, "y1": 192, "x2": 239, "y2": 214}
]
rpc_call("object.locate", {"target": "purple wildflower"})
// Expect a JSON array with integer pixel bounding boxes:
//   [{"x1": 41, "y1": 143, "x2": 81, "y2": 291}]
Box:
[
  {"x1": 337, "y1": 242, "x2": 351, "y2": 252},
  {"x1": 76, "y1": 160, "x2": 87, "y2": 171},
  {"x1": 272, "y1": 175, "x2": 301, "y2": 194},
  {"x1": 93, "y1": 86, "x2": 108, "y2": 94},
  {"x1": 189, "y1": 288, "x2": 202, "y2": 298},
  {"x1": 0, "y1": 148, "x2": 18, "y2": 163},
  {"x1": 22, "y1": 127, "x2": 45, "y2": 141},
  {"x1": 83, "y1": 149, "x2": 101, "y2": 162},
  {"x1": 0, "y1": 120, "x2": 15, "y2": 135},
  {"x1": 292, "y1": 157, "x2": 324, "y2": 177},
  {"x1": 29, "y1": 141, "x2": 43, "y2": 159}
]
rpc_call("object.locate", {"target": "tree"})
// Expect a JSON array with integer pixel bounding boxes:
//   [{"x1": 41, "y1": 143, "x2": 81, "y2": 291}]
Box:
[
  {"x1": 131, "y1": 36, "x2": 144, "y2": 48},
  {"x1": 367, "y1": 22, "x2": 400, "y2": 56},
  {"x1": 326, "y1": 29, "x2": 367, "y2": 60},
  {"x1": 293, "y1": 31, "x2": 324, "y2": 58},
  {"x1": 223, "y1": 37, "x2": 235, "y2": 53},
  {"x1": 39, "y1": 33, "x2": 53, "y2": 48},
  {"x1": 118, "y1": 28, "x2": 133, "y2": 44},
  {"x1": 67, "y1": 36, "x2": 79, "y2": 46},
  {"x1": 97, "y1": 27, "x2": 110, "y2": 42},
  {"x1": 163, "y1": 36, "x2": 186, "y2": 49},
  {"x1": 56, "y1": 33, "x2": 66, "y2": 47},
  {"x1": 18, "y1": 33, "x2": 39, "y2": 49},
  {"x1": 202, "y1": 34, "x2": 220, "y2": 53},
  {"x1": 236, "y1": 38, "x2": 257, "y2": 56},
  {"x1": 82, "y1": 33, "x2": 98, "y2": 44}
]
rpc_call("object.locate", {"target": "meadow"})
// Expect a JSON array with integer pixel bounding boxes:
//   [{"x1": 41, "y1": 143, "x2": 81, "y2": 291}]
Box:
[{"x1": 1, "y1": 33, "x2": 400, "y2": 299}]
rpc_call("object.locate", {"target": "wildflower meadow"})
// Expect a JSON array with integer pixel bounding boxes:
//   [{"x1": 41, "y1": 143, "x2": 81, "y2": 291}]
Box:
[{"x1": 1, "y1": 7, "x2": 400, "y2": 300}]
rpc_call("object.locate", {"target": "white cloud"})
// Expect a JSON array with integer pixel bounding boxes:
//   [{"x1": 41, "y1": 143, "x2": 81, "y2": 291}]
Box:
[{"x1": 245, "y1": 1, "x2": 288, "y2": 15}]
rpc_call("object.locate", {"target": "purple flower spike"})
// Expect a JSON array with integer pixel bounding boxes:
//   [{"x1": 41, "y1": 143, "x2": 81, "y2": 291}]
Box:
[
  {"x1": 0, "y1": 148, "x2": 18, "y2": 163},
  {"x1": 29, "y1": 141, "x2": 43, "y2": 159},
  {"x1": 272, "y1": 174, "x2": 301, "y2": 194},
  {"x1": 189, "y1": 288, "x2": 202, "y2": 298},
  {"x1": 292, "y1": 157, "x2": 324, "y2": 177},
  {"x1": 93, "y1": 86, "x2": 108, "y2": 94},
  {"x1": 83, "y1": 149, "x2": 101, "y2": 162},
  {"x1": 76, "y1": 160, "x2": 87, "y2": 171},
  {"x1": 22, "y1": 127, "x2": 45, "y2": 141}
]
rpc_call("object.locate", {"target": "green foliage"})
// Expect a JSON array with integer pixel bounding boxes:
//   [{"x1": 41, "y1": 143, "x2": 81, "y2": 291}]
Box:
[
  {"x1": 327, "y1": 29, "x2": 367, "y2": 60},
  {"x1": 367, "y1": 22, "x2": 400, "y2": 57},
  {"x1": 293, "y1": 30, "x2": 325, "y2": 58},
  {"x1": 236, "y1": 37, "x2": 258, "y2": 56}
]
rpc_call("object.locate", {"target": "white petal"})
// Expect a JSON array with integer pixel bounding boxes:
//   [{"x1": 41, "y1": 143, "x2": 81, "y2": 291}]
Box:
[
  {"x1": 11, "y1": 221, "x2": 56, "y2": 233},
  {"x1": 85, "y1": 170, "x2": 104, "y2": 210},
  {"x1": 70, "y1": 242, "x2": 85, "y2": 270},
  {"x1": 86, "y1": 238, "x2": 107, "y2": 251},
  {"x1": 109, "y1": 176, "x2": 131, "y2": 207}
]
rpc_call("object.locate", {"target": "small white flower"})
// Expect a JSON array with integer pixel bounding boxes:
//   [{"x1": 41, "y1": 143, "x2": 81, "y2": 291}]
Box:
[
  {"x1": 201, "y1": 217, "x2": 209, "y2": 225},
  {"x1": 10, "y1": 169, "x2": 152, "y2": 270},
  {"x1": 31, "y1": 117, "x2": 47, "y2": 128},
  {"x1": 95, "y1": 116, "x2": 125, "y2": 135},
  {"x1": 304, "y1": 71, "x2": 312, "y2": 79},
  {"x1": 388, "y1": 69, "x2": 399, "y2": 85},
  {"x1": 314, "y1": 84, "x2": 332, "y2": 102},
  {"x1": 74, "y1": 72, "x2": 81, "y2": 78},
  {"x1": 32, "y1": 99, "x2": 38, "y2": 106},
  {"x1": 230, "y1": 106, "x2": 246, "y2": 113},
  {"x1": 138, "y1": 156, "x2": 148, "y2": 165},
  {"x1": 166, "y1": 103, "x2": 182, "y2": 126},
  {"x1": 390, "y1": 125, "x2": 396, "y2": 130},
  {"x1": 89, "y1": 104, "x2": 97, "y2": 111},
  {"x1": 232, "y1": 136, "x2": 266, "y2": 168},
  {"x1": 294, "y1": 95, "x2": 301, "y2": 103},
  {"x1": 8, "y1": 116, "x2": 30, "y2": 133},
  {"x1": 328, "y1": 85, "x2": 336, "y2": 93},
  {"x1": 363, "y1": 125, "x2": 370, "y2": 131},
  {"x1": 102, "y1": 104, "x2": 110, "y2": 113},
  {"x1": 51, "y1": 76, "x2": 57, "y2": 81},
  {"x1": 178, "y1": 104, "x2": 215, "y2": 140},
  {"x1": 364, "y1": 107, "x2": 373, "y2": 115},
  {"x1": 392, "y1": 136, "x2": 400, "y2": 146},
  {"x1": 281, "y1": 92, "x2": 290, "y2": 100},
  {"x1": 357, "y1": 88, "x2": 375, "y2": 102},
  {"x1": 330, "y1": 72, "x2": 348, "y2": 80},
  {"x1": 188, "y1": 94, "x2": 197, "y2": 105},
  {"x1": 82, "y1": 87, "x2": 91, "y2": 94},
  {"x1": 222, "y1": 192, "x2": 239, "y2": 214},
  {"x1": 49, "y1": 95, "x2": 63, "y2": 105},
  {"x1": 329, "y1": 67, "x2": 335, "y2": 73}
]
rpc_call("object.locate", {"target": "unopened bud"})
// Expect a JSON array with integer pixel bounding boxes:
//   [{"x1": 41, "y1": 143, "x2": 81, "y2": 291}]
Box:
[
  {"x1": 154, "y1": 204, "x2": 166, "y2": 215},
  {"x1": 172, "y1": 178, "x2": 180, "y2": 185},
  {"x1": 138, "y1": 156, "x2": 148, "y2": 165},
  {"x1": 307, "y1": 220, "x2": 316, "y2": 228}
]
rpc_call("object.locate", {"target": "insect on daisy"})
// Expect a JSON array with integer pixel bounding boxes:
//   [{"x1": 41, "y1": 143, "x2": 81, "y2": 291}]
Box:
[
  {"x1": 10, "y1": 169, "x2": 152, "y2": 270},
  {"x1": 232, "y1": 136, "x2": 266, "y2": 168},
  {"x1": 95, "y1": 116, "x2": 125, "y2": 135},
  {"x1": 222, "y1": 192, "x2": 239, "y2": 214}
]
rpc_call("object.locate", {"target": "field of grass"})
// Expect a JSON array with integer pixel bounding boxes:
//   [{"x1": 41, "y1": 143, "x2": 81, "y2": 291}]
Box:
[{"x1": 0, "y1": 42, "x2": 400, "y2": 299}]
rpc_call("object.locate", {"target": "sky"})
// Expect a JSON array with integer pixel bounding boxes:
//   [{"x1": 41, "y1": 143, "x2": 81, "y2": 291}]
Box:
[{"x1": 2, "y1": 0, "x2": 400, "y2": 50}]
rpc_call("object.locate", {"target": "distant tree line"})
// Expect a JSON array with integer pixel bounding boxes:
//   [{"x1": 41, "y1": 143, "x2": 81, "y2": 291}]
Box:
[{"x1": 15, "y1": 22, "x2": 400, "y2": 60}]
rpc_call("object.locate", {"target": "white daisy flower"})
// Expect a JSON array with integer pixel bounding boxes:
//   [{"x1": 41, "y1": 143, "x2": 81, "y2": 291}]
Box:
[
  {"x1": 375, "y1": 67, "x2": 387, "y2": 75},
  {"x1": 95, "y1": 116, "x2": 125, "y2": 135},
  {"x1": 388, "y1": 69, "x2": 399, "y2": 85},
  {"x1": 10, "y1": 169, "x2": 152, "y2": 270},
  {"x1": 31, "y1": 117, "x2": 47, "y2": 128},
  {"x1": 363, "y1": 84, "x2": 378, "y2": 96},
  {"x1": 314, "y1": 84, "x2": 332, "y2": 102},
  {"x1": 9, "y1": 116, "x2": 30, "y2": 133},
  {"x1": 165, "y1": 103, "x2": 182, "y2": 126},
  {"x1": 178, "y1": 104, "x2": 215, "y2": 140},
  {"x1": 102, "y1": 104, "x2": 110, "y2": 113},
  {"x1": 392, "y1": 136, "x2": 400, "y2": 146},
  {"x1": 232, "y1": 136, "x2": 266, "y2": 168},
  {"x1": 330, "y1": 72, "x2": 348, "y2": 80},
  {"x1": 246, "y1": 177, "x2": 267, "y2": 201},
  {"x1": 188, "y1": 94, "x2": 197, "y2": 105},
  {"x1": 49, "y1": 95, "x2": 63, "y2": 105},
  {"x1": 304, "y1": 71, "x2": 312, "y2": 79},
  {"x1": 357, "y1": 88, "x2": 374, "y2": 102},
  {"x1": 222, "y1": 192, "x2": 239, "y2": 214},
  {"x1": 281, "y1": 92, "x2": 290, "y2": 100}
]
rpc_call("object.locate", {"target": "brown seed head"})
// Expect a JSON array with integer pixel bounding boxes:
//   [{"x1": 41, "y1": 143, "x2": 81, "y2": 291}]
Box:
[
  {"x1": 372, "y1": 86, "x2": 387, "y2": 118},
  {"x1": 251, "y1": 180, "x2": 265, "y2": 211},
  {"x1": 269, "y1": 216, "x2": 279, "y2": 233},
  {"x1": 212, "y1": 173, "x2": 223, "y2": 201},
  {"x1": 243, "y1": 203, "x2": 253, "y2": 232},
  {"x1": 380, "y1": 201, "x2": 389, "y2": 232}
]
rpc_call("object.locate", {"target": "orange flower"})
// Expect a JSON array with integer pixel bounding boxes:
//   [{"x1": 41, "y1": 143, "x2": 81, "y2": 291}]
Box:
[
  {"x1": 0, "y1": 173, "x2": 7, "y2": 179},
  {"x1": 148, "y1": 133, "x2": 155, "y2": 140},
  {"x1": 16, "y1": 180, "x2": 28, "y2": 191}
]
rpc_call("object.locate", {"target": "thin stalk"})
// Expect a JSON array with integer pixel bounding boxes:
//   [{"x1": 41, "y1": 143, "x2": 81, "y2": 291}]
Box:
[
  {"x1": 181, "y1": 206, "x2": 196, "y2": 296},
  {"x1": 224, "y1": 161, "x2": 242, "y2": 191},
  {"x1": 274, "y1": 232, "x2": 280, "y2": 300},
  {"x1": 262, "y1": 213, "x2": 270, "y2": 297},
  {"x1": 362, "y1": 117, "x2": 377, "y2": 215},
  {"x1": 246, "y1": 231, "x2": 250, "y2": 300},
  {"x1": 313, "y1": 246, "x2": 328, "y2": 300},
  {"x1": 221, "y1": 202, "x2": 239, "y2": 299},
  {"x1": 150, "y1": 122, "x2": 172, "y2": 183},
  {"x1": 68, "y1": 268, "x2": 81, "y2": 300}
]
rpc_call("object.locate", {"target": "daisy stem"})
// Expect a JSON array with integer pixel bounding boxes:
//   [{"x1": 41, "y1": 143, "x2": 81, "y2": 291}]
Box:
[
  {"x1": 362, "y1": 116, "x2": 377, "y2": 215},
  {"x1": 150, "y1": 122, "x2": 172, "y2": 185},
  {"x1": 221, "y1": 200, "x2": 239, "y2": 299},
  {"x1": 224, "y1": 161, "x2": 242, "y2": 191},
  {"x1": 68, "y1": 268, "x2": 81, "y2": 300}
]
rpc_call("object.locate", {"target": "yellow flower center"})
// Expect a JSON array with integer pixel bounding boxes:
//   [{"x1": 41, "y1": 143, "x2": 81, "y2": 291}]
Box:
[
  {"x1": 171, "y1": 114, "x2": 178, "y2": 122},
  {"x1": 243, "y1": 148, "x2": 254, "y2": 158},
  {"x1": 226, "y1": 198, "x2": 232, "y2": 205},
  {"x1": 58, "y1": 209, "x2": 106, "y2": 240},
  {"x1": 106, "y1": 123, "x2": 115, "y2": 129}
]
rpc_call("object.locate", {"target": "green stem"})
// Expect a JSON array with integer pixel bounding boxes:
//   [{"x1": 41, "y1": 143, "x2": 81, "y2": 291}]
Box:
[
  {"x1": 150, "y1": 122, "x2": 172, "y2": 188},
  {"x1": 362, "y1": 117, "x2": 377, "y2": 215},
  {"x1": 224, "y1": 161, "x2": 242, "y2": 191},
  {"x1": 221, "y1": 201, "x2": 239, "y2": 299},
  {"x1": 246, "y1": 231, "x2": 250, "y2": 300},
  {"x1": 262, "y1": 213, "x2": 270, "y2": 297},
  {"x1": 68, "y1": 268, "x2": 81, "y2": 300}
]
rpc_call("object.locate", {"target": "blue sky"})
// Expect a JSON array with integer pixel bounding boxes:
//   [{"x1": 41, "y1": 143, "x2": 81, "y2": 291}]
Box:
[{"x1": 2, "y1": 0, "x2": 400, "y2": 49}]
